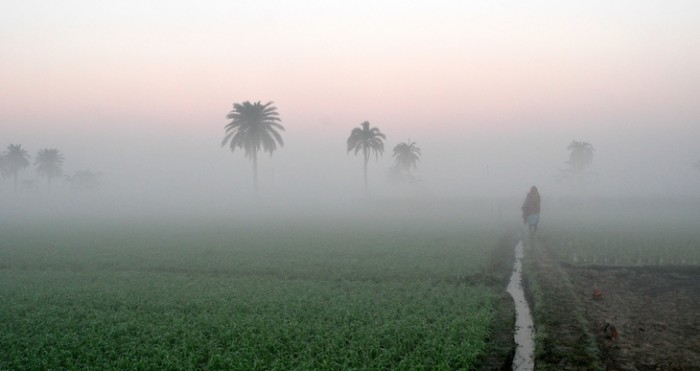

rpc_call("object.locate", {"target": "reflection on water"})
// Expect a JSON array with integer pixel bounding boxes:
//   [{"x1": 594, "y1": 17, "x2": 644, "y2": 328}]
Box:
[{"x1": 507, "y1": 240, "x2": 535, "y2": 371}]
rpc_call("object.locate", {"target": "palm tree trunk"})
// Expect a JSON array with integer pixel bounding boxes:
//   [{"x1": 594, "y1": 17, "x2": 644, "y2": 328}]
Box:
[
  {"x1": 13, "y1": 172, "x2": 18, "y2": 193},
  {"x1": 363, "y1": 155, "x2": 369, "y2": 197},
  {"x1": 47, "y1": 176, "x2": 52, "y2": 194},
  {"x1": 252, "y1": 151, "x2": 259, "y2": 197}
]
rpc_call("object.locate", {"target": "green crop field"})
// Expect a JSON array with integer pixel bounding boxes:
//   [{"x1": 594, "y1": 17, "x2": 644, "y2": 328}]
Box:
[{"x1": 0, "y1": 218, "x2": 507, "y2": 370}]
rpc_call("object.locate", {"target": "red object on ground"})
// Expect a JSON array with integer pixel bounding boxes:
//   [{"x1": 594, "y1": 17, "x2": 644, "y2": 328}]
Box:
[
  {"x1": 604, "y1": 322, "x2": 619, "y2": 341},
  {"x1": 609, "y1": 324, "x2": 619, "y2": 340},
  {"x1": 593, "y1": 288, "x2": 603, "y2": 299}
]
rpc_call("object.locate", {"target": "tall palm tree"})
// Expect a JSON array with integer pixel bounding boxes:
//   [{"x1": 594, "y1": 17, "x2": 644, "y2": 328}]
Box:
[
  {"x1": 392, "y1": 140, "x2": 421, "y2": 175},
  {"x1": 347, "y1": 121, "x2": 386, "y2": 195},
  {"x1": 35, "y1": 148, "x2": 65, "y2": 193},
  {"x1": 221, "y1": 101, "x2": 284, "y2": 195},
  {"x1": 565, "y1": 140, "x2": 594, "y2": 187},
  {"x1": 4, "y1": 144, "x2": 31, "y2": 192}
]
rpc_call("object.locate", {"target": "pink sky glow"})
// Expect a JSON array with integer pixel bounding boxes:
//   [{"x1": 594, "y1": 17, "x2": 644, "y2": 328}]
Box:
[{"x1": 2, "y1": 1, "x2": 700, "y2": 201}]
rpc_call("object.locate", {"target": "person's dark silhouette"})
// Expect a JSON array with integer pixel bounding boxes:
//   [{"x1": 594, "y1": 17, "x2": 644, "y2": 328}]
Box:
[{"x1": 521, "y1": 186, "x2": 541, "y2": 237}]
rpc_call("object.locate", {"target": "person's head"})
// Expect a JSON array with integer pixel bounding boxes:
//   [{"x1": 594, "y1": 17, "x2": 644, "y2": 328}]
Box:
[{"x1": 530, "y1": 186, "x2": 538, "y2": 194}]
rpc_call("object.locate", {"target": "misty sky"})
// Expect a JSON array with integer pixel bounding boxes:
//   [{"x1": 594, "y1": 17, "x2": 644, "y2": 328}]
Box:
[{"x1": 2, "y1": 1, "x2": 700, "y2": 208}]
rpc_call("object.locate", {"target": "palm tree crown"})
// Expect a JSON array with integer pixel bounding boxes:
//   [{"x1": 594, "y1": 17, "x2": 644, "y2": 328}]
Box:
[
  {"x1": 392, "y1": 140, "x2": 421, "y2": 173},
  {"x1": 222, "y1": 101, "x2": 284, "y2": 157},
  {"x1": 566, "y1": 141, "x2": 594, "y2": 173},
  {"x1": 347, "y1": 121, "x2": 386, "y2": 161},
  {"x1": 35, "y1": 148, "x2": 65, "y2": 192},
  {"x1": 4, "y1": 144, "x2": 31, "y2": 191},
  {"x1": 347, "y1": 121, "x2": 386, "y2": 195},
  {"x1": 221, "y1": 101, "x2": 284, "y2": 194}
]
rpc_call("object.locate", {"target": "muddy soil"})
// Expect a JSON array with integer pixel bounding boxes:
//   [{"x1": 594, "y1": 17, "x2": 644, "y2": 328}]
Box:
[{"x1": 563, "y1": 264, "x2": 700, "y2": 370}]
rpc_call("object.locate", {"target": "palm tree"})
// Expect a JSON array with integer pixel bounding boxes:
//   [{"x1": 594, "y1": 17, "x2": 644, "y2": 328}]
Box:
[
  {"x1": 567, "y1": 141, "x2": 594, "y2": 172},
  {"x1": 347, "y1": 121, "x2": 386, "y2": 195},
  {"x1": 3, "y1": 144, "x2": 31, "y2": 192},
  {"x1": 0, "y1": 152, "x2": 7, "y2": 179},
  {"x1": 221, "y1": 101, "x2": 284, "y2": 195},
  {"x1": 565, "y1": 140, "x2": 594, "y2": 187},
  {"x1": 35, "y1": 148, "x2": 65, "y2": 193},
  {"x1": 392, "y1": 140, "x2": 421, "y2": 176}
]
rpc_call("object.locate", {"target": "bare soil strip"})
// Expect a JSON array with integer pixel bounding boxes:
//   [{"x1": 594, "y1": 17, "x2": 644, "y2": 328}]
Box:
[
  {"x1": 564, "y1": 264, "x2": 700, "y2": 370},
  {"x1": 525, "y1": 238, "x2": 700, "y2": 370}
]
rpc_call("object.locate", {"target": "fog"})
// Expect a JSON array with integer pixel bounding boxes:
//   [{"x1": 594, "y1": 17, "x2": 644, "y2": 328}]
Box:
[
  {"x1": 2, "y1": 110, "x2": 700, "y2": 226},
  {"x1": 2, "y1": 1, "x2": 700, "y2": 225}
]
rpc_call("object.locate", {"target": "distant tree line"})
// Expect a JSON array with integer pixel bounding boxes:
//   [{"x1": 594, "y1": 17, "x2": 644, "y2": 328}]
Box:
[
  {"x1": 222, "y1": 101, "x2": 423, "y2": 197},
  {"x1": 223, "y1": 101, "x2": 624, "y2": 197},
  {"x1": 13, "y1": 103, "x2": 695, "y2": 198},
  {"x1": 0, "y1": 144, "x2": 101, "y2": 194}
]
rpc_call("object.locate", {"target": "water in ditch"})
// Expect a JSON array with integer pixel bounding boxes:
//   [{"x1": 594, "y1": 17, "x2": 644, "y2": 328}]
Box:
[{"x1": 507, "y1": 240, "x2": 535, "y2": 371}]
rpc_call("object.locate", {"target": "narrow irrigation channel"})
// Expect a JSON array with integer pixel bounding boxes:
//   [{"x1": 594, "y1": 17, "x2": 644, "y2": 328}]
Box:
[{"x1": 507, "y1": 240, "x2": 535, "y2": 371}]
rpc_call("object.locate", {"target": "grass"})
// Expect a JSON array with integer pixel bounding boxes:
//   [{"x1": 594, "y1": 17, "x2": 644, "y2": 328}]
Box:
[
  {"x1": 521, "y1": 239, "x2": 603, "y2": 370},
  {"x1": 0, "y1": 218, "x2": 509, "y2": 370}
]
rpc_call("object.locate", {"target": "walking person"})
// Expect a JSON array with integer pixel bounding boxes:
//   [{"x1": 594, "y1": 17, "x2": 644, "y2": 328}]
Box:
[{"x1": 521, "y1": 186, "x2": 541, "y2": 238}]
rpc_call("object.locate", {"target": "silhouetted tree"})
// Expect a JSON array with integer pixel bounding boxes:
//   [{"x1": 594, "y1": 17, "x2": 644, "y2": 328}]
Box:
[
  {"x1": 563, "y1": 140, "x2": 594, "y2": 187},
  {"x1": 347, "y1": 121, "x2": 386, "y2": 195},
  {"x1": 35, "y1": 148, "x2": 65, "y2": 193},
  {"x1": 567, "y1": 141, "x2": 594, "y2": 171},
  {"x1": 221, "y1": 101, "x2": 284, "y2": 195},
  {"x1": 3, "y1": 144, "x2": 31, "y2": 192},
  {"x1": 65, "y1": 170, "x2": 102, "y2": 192},
  {"x1": 392, "y1": 140, "x2": 421, "y2": 177},
  {"x1": 0, "y1": 152, "x2": 7, "y2": 179}
]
